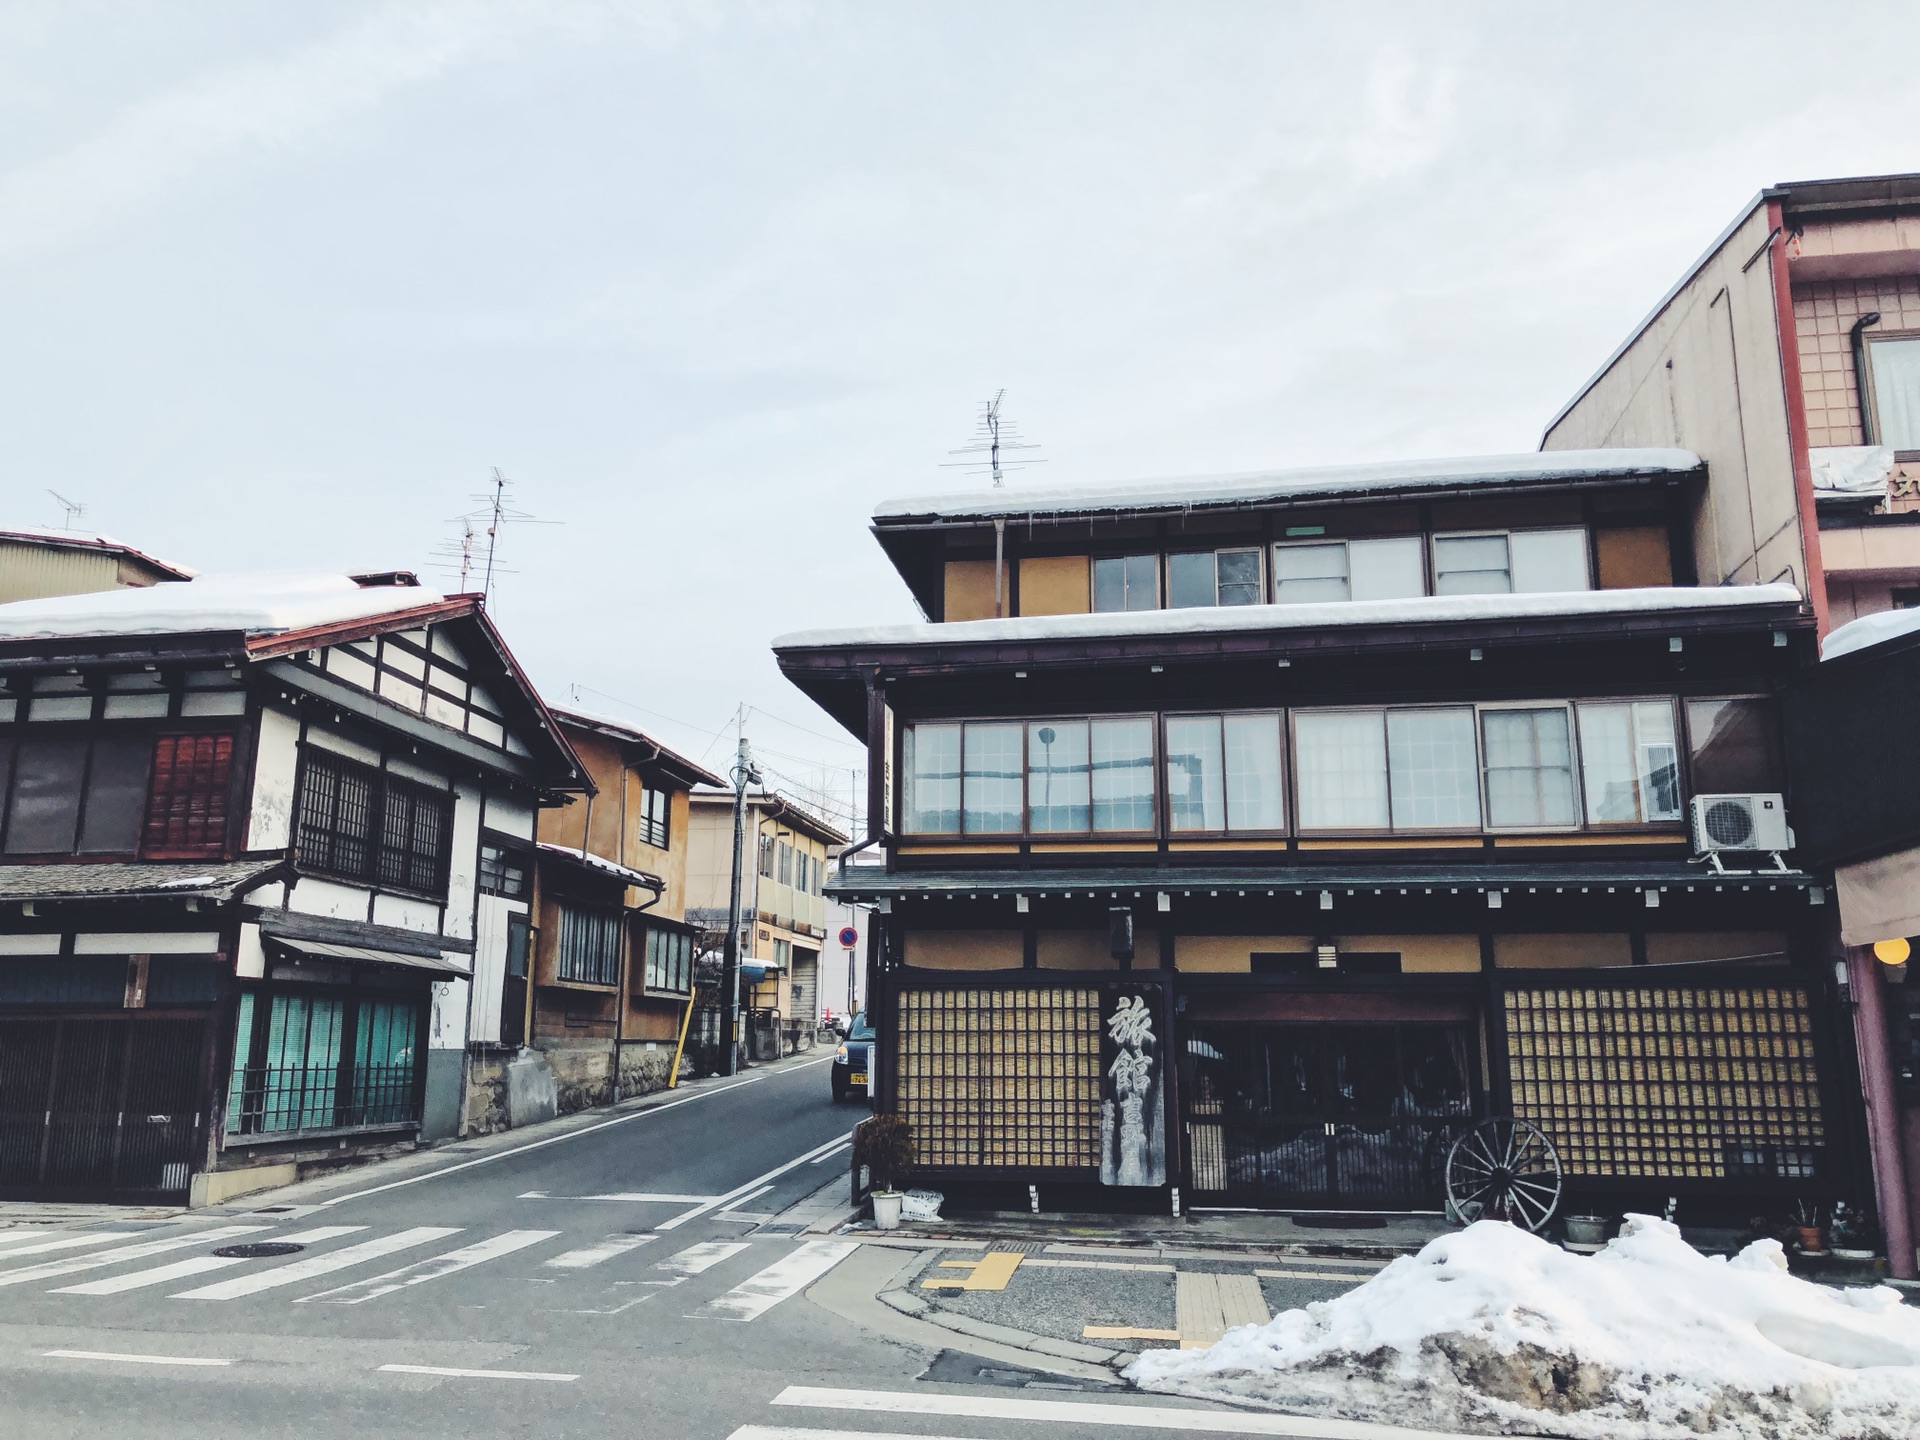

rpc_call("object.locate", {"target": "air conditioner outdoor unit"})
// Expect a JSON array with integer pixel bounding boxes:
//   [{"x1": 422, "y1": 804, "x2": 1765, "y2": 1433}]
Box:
[{"x1": 1690, "y1": 793, "x2": 1792, "y2": 854}]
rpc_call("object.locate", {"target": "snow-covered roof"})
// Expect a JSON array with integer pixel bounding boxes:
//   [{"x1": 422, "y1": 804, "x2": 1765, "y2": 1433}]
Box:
[
  {"x1": 776, "y1": 583, "x2": 1804, "y2": 652},
  {"x1": 547, "y1": 705, "x2": 727, "y2": 788},
  {"x1": 872, "y1": 448, "x2": 1702, "y2": 523},
  {"x1": 1809, "y1": 445, "x2": 1895, "y2": 496},
  {"x1": 1822, "y1": 605, "x2": 1920, "y2": 661},
  {"x1": 0, "y1": 571, "x2": 447, "y2": 643},
  {"x1": 0, "y1": 522, "x2": 195, "y2": 579},
  {"x1": 535, "y1": 841, "x2": 663, "y2": 891}
]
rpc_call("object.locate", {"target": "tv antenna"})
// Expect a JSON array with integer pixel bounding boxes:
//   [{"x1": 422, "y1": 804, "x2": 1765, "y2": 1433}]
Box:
[
  {"x1": 438, "y1": 468, "x2": 556, "y2": 605},
  {"x1": 944, "y1": 389, "x2": 1044, "y2": 488},
  {"x1": 429, "y1": 516, "x2": 479, "y2": 592},
  {"x1": 46, "y1": 490, "x2": 87, "y2": 529}
]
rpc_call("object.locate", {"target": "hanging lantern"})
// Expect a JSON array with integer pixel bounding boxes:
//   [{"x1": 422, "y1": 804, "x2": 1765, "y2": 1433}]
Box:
[{"x1": 1872, "y1": 937, "x2": 1911, "y2": 966}]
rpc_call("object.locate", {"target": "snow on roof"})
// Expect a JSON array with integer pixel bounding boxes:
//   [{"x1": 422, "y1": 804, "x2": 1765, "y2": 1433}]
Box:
[
  {"x1": 872, "y1": 448, "x2": 1702, "y2": 523},
  {"x1": 0, "y1": 522, "x2": 195, "y2": 579},
  {"x1": 535, "y1": 841, "x2": 663, "y2": 891},
  {"x1": 1822, "y1": 604, "x2": 1920, "y2": 661},
  {"x1": 0, "y1": 571, "x2": 447, "y2": 643},
  {"x1": 1129, "y1": 1215, "x2": 1920, "y2": 1437},
  {"x1": 776, "y1": 584, "x2": 1804, "y2": 652},
  {"x1": 547, "y1": 705, "x2": 727, "y2": 787}
]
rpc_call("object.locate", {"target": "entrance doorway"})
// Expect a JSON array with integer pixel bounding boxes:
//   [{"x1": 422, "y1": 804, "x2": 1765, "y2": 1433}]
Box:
[
  {"x1": 1185, "y1": 1021, "x2": 1477, "y2": 1210},
  {"x1": 0, "y1": 1015, "x2": 208, "y2": 1201}
]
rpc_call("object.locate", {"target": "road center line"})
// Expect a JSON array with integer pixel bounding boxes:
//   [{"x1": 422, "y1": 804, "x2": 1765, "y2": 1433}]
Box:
[
  {"x1": 318, "y1": 1057, "x2": 832, "y2": 1208},
  {"x1": 717, "y1": 1184, "x2": 775, "y2": 1214},
  {"x1": 657, "y1": 1133, "x2": 853, "y2": 1231},
  {"x1": 379, "y1": 1363, "x2": 577, "y2": 1382},
  {"x1": 45, "y1": 1350, "x2": 233, "y2": 1368},
  {"x1": 770, "y1": 1385, "x2": 1493, "y2": 1439},
  {"x1": 809, "y1": 1140, "x2": 853, "y2": 1164}
]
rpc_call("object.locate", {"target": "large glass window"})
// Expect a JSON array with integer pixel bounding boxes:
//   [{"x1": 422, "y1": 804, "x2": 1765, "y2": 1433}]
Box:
[
  {"x1": 1578, "y1": 700, "x2": 1682, "y2": 823},
  {"x1": 0, "y1": 732, "x2": 211, "y2": 858},
  {"x1": 1275, "y1": 537, "x2": 1424, "y2": 603},
  {"x1": 1435, "y1": 529, "x2": 1590, "y2": 595},
  {"x1": 1092, "y1": 555, "x2": 1158, "y2": 611},
  {"x1": 1166, "y1": 713, "x2": 1284, "y2": 831},
  {"x1": 1869, "y1": 335, "x2": 1920, "y2": 449},
  {"x1": 1433, "y1": 534, "x2": 1512, "y2": 594},
  {"x1": 1685, "y1": 698, "x2": 1783, "y2": 794},
  {"x1": 1294, "y1": 711, "x2": 1389, "y2": 828},
  {"x1": 1027, "y1": 721, "x2": 1090, "y2": 832},
  {"x1": 1482, "y1": 707, "x2": 1578, "y2": 828},
  {"x1": 902, "y1": 723, "x2": 960, "y2": 833},
  {"x1": 226, "y1": 990, "x2": 422, "y2": 1136},
  {"x1": 1168, "y1": 548, "x2": 1263, "y2": 608},
  {"x1": 638, "y1": 784, "x2": 670, "y2": 849},
  {"x1": 645, "y1": 925, "x2": 694, "y2": 992},
  {"x1": 962, "y1": 723, "x2": 1023, "y2": 833},
  {"x1": 1386, "y1": 708, "x2": 1481, "y2": 828},
  {"x1": 1091, "y1": 718, "x2": 1155, "y2": 830},
  {"x1": 556, "y1": 901, "x2": 621, "y2": 986}
]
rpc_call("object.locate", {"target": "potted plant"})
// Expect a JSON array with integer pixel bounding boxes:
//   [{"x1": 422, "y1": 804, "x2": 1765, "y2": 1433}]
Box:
[
  {"x1": 855, "y1": 1114, "x2": 915, "y2": 1230},
  {"x1": 1562, "y1": 1214, "x2": 1610, "y2": 1248},
  {"x1": 1791, "y1": 1199, "x2": 1828, "y2": 1254}
]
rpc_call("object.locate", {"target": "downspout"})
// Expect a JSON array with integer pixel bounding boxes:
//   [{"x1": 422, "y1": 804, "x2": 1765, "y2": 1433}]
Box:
[
  {"x1": 1850, "y1": 312, "x2": 1883, "y2": 445},
  {"x1": 993, "y1": 516, "x2": 1006, "y2": 618}
]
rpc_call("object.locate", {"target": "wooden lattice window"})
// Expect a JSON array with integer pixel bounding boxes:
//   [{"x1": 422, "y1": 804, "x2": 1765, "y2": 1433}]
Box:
[
  {"x1": 296, "y1": 748, "x2": 451, "y2": 897},
  {"x1": 142, "y1": 733, "x2": 235, "y2": 858},
  {"x1": 895, "y1": 986, "x2": 1102, "y2": 1170},
  {"x1": 1504, "y1": 983, "x2": 1826, "y2": 1183}
]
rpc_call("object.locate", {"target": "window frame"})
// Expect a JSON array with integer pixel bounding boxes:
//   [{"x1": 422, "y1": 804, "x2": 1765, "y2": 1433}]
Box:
[
  {"x1": 0, "y1": 720, "x2": 239, "y2": 862},
  {"x1": 553, "y1": 898, "x2": 623, "y2": 988},
  {"x1": 1286, "y1": 706, "x2": 1393, "y2": 836},
  {"x1": 1433, "y1": 527, "x2": 1594, "y2": 595},
  {"x1": 637, "y1": 783, "x2": 670, "y2": 850},
  {"x1": 642, "y1": 921, "x2": 695, "y2": 995},
  {"x1": 1680, "y1": 692, "x2": 1786, "y2": 798},
  {"x1": 1166, "y1": 546, "x2": 1267, "y2": 609},
  {"x1": 1476, "y1": 700, "x2": 1583, "y2": 833},
  {"x1": 293, "y1": 745, "x2": 455, "y2": 900},
  {"x1": 1273, "y1": 535, "x2": 1429, "y2": 605},
  {"x1": 897, "y1": 713, "x2": 1160, "y2": 838},
  {"x1": 1160, "y1": 710, "x2": 1289, "y2": 837},
  {"x1": 1864, "y1": 330, "x2": 1920, "y2": 451},
  {"x1": 1090, "y1": 553, "x2": 1161, "y2": 612},
  {"x1": 1573, "y1": 695, "x2": 1686, "y2": 830}
]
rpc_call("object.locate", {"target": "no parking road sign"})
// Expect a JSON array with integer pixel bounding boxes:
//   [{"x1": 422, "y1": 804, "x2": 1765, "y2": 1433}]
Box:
[{"x1": 838, "y1": 925, "x2": 859, "y2": 949}]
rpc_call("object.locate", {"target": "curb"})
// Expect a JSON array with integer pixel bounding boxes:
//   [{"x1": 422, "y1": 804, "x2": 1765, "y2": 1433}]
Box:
[{"x1": 876, "y1": 1265, "x2": 1126, "y2": 1371}]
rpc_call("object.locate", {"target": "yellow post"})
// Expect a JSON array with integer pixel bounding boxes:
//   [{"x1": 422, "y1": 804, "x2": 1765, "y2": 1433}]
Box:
[{"x1": 667, "y1": 992, "x2": 697, "y2": 1089}]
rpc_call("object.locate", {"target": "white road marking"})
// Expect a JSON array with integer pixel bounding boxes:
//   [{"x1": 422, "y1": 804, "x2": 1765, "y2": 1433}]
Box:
[
  {"x1": 542, "y1": 1233, "x2": 655, "y2": 1270},
  {"x1": 771, "y1": 1386, "x2": 1493, "y2": 1438},
  {"x1": 0, "y1": 1226, "x2": 270, "y2": 1289},
  {"x1": 174, "y1": 1227, "x2": 460, "y2": 1300},
  {"x1": 697, "y1": 1241, "x2": 858, "y2": 1322},
  {"x1": 654, "y1": 1240, "x2": 750, "y2": 1278},
  {"x1": 0, "y1": 1230, "x2": 150, "y2": 1259},
  {"x1": 658, "y1": 1133, "x2": 853, "y2": 1231},
  {"x1": 379, "y1": 1364, "x2": 576, "y2": 1382},
  {"x1": 1253, "y1": 1268, "x2": 1370, "y2": 1282},
  {"x1": 808, "y1": 1140, "x2": 852, "y2": 1164},
  {"x1": 318, "y1": 1059, "x2": 833, "y2": 1208},
  {"x1": 297, "y1": 1230, "x2": 558, "y2": 1304},
  {"x1": 717, "y1": 1184, "x2": 775, "y2": 1213},
  {"x1": 45, "y1": 1349, "x2": 233, "y2": 1368},
  {"x1": 53, "y1": 1227, "x2": 368, "y2": 1295}
]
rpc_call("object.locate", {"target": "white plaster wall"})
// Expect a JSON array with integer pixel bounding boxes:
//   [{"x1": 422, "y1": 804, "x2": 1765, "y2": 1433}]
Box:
[
  {"x1": 371, "y1": 894, "x2": 440, "y2": 933},
  {"x1": 386, "y1": 754, "x2": 450, "y2": 789},
  {"x1": 468, "y1": 893, "x2": 525, "y2": 1045},
  {"x1": 234, "y1": 923, "x2": 266, "y2": 978},
  {"x1": 443, "y1": 780, "x2": 482, "y2": 942},
  {"x1": 74, "y1": 931, "x2": 220, "y2": 953},
  {"x1": 430, "y1": 978, "x2": 470, "y2": 1050},
  {"x1": 248, "y1": 705, "x2": 302, "y2": 851},
  {"x1": 287, "y1": 876, "x2": 372, "y2": 920},
  {"x1": 305, "y1": 726, "x2": 380, "y2": 767},
  {"x1": 484, "y1": 792, "x2": 534, "y2": 840}
]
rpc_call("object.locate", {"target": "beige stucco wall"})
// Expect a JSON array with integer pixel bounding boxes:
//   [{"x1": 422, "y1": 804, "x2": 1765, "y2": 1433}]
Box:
[
  {"x1": 944, "y1": 559, "x2": 996, "y2": 621},
  {"x1": 903, "y1": 929, "x2": 1023, "y2": 970},
  {"x1": 1544, "y1": 204, "x2": 1807, "y2": 596},
  {"x1": 1018, "y1": 555, "x2": 1091, "y2": 616}
]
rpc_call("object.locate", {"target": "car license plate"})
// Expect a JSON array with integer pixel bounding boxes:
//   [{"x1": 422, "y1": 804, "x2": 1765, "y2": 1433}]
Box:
[{"x1": 849, "y1": 1073, "x2": 867, "y2": 1086}]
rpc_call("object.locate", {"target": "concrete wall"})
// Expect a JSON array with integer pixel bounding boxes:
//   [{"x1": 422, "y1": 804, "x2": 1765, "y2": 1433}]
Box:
[
  {"x1": 1545, "y1": 204, "x2": 1809, "y2": 597},
  {"x1": 1791, "y1": 275, "x2": 1920, "y2": 448}
]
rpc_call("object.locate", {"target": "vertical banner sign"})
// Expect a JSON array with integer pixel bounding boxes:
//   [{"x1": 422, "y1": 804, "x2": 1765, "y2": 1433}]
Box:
[
  {"x1": 1100, "y1": 986, "x2": 1166, "y2": 1186},
  {"x1": 881, "y1": 704, "x2": 896, "y2": 837}
]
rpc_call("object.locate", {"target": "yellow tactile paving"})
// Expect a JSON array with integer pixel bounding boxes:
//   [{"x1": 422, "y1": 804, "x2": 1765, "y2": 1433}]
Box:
[
  {"x1": 920, "y1": 1250, "x2": 1023, "y2": 1291},
  {"x1": 1174, "y1": 1271, "x2": 1270, "y2": 1349},
  {"x1": 1083, "y1": 1325, "x2": 1180, "y2": 1341}
]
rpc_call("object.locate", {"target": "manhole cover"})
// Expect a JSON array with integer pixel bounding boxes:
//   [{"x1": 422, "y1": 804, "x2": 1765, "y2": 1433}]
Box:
[{"x1": 211, "y1": 1242, "x2": 306, "y2": 1259}]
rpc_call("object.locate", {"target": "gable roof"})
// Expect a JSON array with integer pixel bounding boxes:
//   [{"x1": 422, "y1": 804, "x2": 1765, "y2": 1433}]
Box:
[
  {"x1": 0, "y1": 524, "x2": 195, "y2": 582},
  {"x1": 549, "y1": 706, "x2": 726, "y2": 789}
]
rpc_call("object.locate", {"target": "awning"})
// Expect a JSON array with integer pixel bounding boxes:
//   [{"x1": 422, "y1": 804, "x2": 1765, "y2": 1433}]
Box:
[
  {"x1": 269, "y1": 936, "x2": 471, "y2": 977},
  {"x1": 535, "y1": 841, "x2": 663, "y2": 892},
  {"x1": 1835, "y1": 845, "x2": 1920, "y2": 947}
]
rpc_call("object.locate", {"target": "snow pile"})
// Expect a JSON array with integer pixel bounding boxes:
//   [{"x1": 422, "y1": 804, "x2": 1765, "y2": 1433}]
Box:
[
  {"x1": 1127, "y1": 1218, "x2": 1920, "y2": 1439},
  {"x1": 1824, "y1": 606, "x2": 1920, "y2": 663},
  {"x1": 0, "y1": 571, "x2": 445, "y2": 641}
]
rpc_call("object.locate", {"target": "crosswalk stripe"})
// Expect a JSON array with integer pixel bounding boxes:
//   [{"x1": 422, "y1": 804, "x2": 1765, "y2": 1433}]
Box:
[
  {"x1": 543, "y1": 1233, "x2": 655, "y2": 1270},
  {"x1": 0, "y1": 1230, "x2": 150, "y2": 1260},
  {"x1": 296, "y1": 1229, "x2": 558, "y2": 1304},
  {"x1": 654, "y1": 1240, "x2": 750, "y2": 1278},
  {"x1": 697, "y1": 1241, "x2": 857, "y2": 1322},
  {"x1": 52, "y1": 1227, "x2": 368, "y2": 1295},
  {"x1": 0, "y1": 1226, "x2": 269, "y2": 1289},
  {"x1": 173, "y1": 1227, "x2": 460, "y2": 1300},
  {"x1": 769, "y1": 1385, "x2": 1488, "y2": 1438}
]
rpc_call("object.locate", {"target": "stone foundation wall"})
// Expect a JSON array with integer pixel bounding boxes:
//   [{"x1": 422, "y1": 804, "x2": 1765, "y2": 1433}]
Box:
[{"x1": 463, "y1": 1051, "x2": 512, "y2": 1137}]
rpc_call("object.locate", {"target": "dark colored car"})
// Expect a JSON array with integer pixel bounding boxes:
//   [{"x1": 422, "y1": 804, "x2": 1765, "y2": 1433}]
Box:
[{"x1": 830, "y1": 1012, "x2": 875, "y2": 1102}]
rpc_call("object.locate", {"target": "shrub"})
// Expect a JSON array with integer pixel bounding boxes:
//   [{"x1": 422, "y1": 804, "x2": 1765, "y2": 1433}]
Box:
[{"x1": 855, "y1": 1113, "x2": 915, "y2": 1193}]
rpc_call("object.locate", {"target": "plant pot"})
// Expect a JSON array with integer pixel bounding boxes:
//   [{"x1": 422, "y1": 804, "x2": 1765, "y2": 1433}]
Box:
[
  {"x1": 872, "y1": 1191, "x2": 903, "y2": 1230},
  {"x1": 1563, "y1": 1215, "x2": 1610, "y2": 1247},
  {"x1": 1796, "y1": 1226, "x2": 1827, "y2": 1253}
]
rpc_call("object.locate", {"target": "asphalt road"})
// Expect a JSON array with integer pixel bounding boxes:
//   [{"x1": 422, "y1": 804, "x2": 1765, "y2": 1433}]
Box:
[{"x1": 0, "y1": 1054, "x2": 1289, "y2": 1440}]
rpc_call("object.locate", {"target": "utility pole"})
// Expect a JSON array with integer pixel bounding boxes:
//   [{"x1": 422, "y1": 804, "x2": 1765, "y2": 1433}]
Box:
[{"x1": 721, "y1": 735, "x2": 761, "y2": 1076}]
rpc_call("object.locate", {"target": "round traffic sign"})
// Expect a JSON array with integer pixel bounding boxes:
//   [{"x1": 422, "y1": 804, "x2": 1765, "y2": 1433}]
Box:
[{"x1": 838, "y1": 925, "x2": 860, "y2": 948}]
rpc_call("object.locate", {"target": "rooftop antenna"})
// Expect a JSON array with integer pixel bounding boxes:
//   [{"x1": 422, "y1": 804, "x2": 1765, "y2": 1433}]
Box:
[
  {"x1": 443, "y1": 468, "x2": 556, "y2": 606},
  {"x1": 944, "y1": 389, "x2": 1044, "y2": 488},
  {"x1": 429, "y1": 516, "x2": 478, "y2": 592},
  {"x1": 46, "y1": 490, "x2": 87, "y2": 530}
]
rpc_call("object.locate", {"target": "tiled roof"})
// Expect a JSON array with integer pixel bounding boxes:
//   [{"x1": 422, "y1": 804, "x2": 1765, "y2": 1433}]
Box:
[{"x1": 0, "y1": 858, "x2": 283, "y2": 903}]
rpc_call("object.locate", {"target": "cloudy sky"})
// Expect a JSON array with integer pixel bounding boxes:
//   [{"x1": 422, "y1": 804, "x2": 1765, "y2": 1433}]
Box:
[{"x1": 6, "y1": 2, "x2": 1919, "y2": 820}]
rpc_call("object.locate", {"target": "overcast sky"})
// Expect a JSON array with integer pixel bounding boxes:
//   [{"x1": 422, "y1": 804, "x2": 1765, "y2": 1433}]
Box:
[{"x1": 6, "y1": 2, "x2": 1920, "y2": 821}]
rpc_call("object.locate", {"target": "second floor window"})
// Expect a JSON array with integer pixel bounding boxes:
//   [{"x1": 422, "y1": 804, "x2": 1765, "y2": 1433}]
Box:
[
  {"x1": 1166, "y1": 712, "x2": 1285, "y2": 831},
  {"x1": 555, "y1": 902, "x2": 621, "y2": 985},
  {"x1": 1275, "y1": 537, "x2": 1425, "y2": 604},
  {"x1": 1168, "y1": 549, "x2": 1263, "y2": 608},
  {"x1": 478, "y1": 840, "x2": 530, "y2": 899},
  {"x1": 1434, "y1": 529, "x2": 1590, "y2": 596},
  {"x1": 903, "y1": 718, "x2": 1155, "y2": 835},
  {"x1": 0, "y1": 730, "x2": 232, "y2": 860},
  {"x1": 638, "y1": 785, "x2": 670, "y2": 849},
  {"x1": 1868, "y1": 335, "x2": 1920, "y2": 449},
  {"x1": 296, "y1": 749, "x2": 452, "y2": 896},
  {"x1": 1092, "y1": 555, "x2": 1158, "y2": 612},
  {"x1": 644, "y1": 925, "x2": 693, "y2": 991}
]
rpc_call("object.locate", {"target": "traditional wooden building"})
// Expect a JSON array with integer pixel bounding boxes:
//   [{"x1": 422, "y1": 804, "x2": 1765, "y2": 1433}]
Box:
[
  {"x1": 776, "y1": 452, "x2": 1865, "y2": 1224},
  {"x1": 0, "y1": 572, "x2": 585, "y2": 1205}
]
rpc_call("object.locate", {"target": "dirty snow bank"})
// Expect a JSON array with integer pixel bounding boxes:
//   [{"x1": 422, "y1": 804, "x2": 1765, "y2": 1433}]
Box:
[{"x1": 1127, "y1": 1218, "x2": 1920, "y2": 1439}]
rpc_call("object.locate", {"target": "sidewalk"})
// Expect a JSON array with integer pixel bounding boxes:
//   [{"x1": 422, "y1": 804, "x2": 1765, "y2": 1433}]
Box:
[{"x1": 0, "y1": 1049, "x2": 837, "y2": 1233}]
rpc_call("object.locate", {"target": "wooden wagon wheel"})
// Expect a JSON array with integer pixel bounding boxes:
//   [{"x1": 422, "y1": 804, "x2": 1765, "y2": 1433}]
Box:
[{"x1": 1445, "y1": 1118, "x2": 1563, "y2": 1232}]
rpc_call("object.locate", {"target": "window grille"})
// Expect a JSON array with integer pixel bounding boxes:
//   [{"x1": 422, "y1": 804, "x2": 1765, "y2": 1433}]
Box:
[
  {"x1": 556, "y1": 902, "x2": 621, "y2": 986},
  {"x1": 296, "y1": 749, "x2": 451, "y2": 896},
  {"x1": 1503, "y1": 983, "x2": 1826, "y2": 1182},
  {"x1": 895, "y1": 986, "x2": 1102, "y2": 1170}
]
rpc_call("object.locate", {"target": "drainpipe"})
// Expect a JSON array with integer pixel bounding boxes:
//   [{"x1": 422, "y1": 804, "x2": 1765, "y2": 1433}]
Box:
[
  {"x1": 993, "y1": 516, "x2": 1007, "y2": 618},
  {"x1": 1850, "y1": 312, "x2": 1883, "y2": 445},
  {"x1": 1848, "y1": 946, "x2": 1917, "y2": 1278}
]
